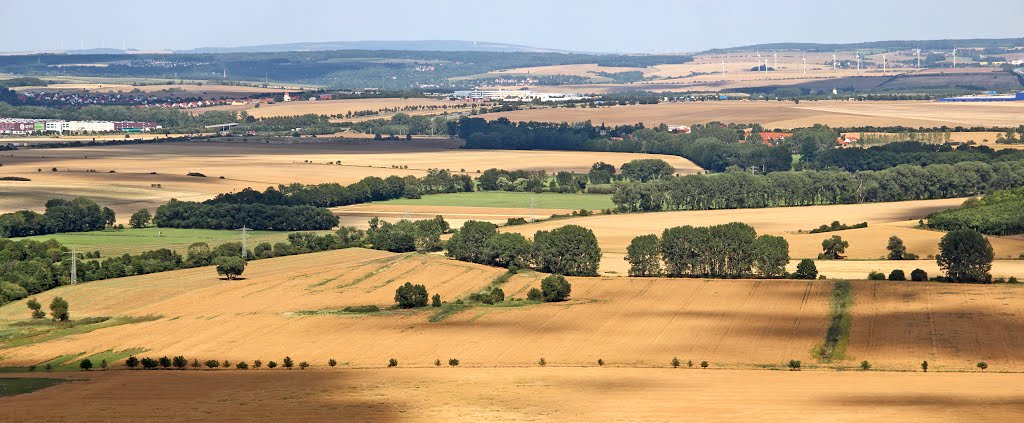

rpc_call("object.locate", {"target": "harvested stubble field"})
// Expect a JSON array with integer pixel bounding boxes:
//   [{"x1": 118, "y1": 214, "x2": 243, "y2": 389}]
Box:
[
  {"x1": 3, "y1": 249, "x2": 1024, "y2": 373},
  {"x1": 0, "y1": 249, "x2": 832, "y2": 369},
  {"x1": 485, "y1": 100, "x2": 1024, "y2": 129},
  {"x1": 14, "y1": 227, "x2": 322, "y2": 257},
  {"x1": 199, "y1": 97, "x2": 469, "y2": 121},
  {"x1": 499, "y1": 198, "x2": 1024, "y2": 276},
  {"x1": 2, "y1": 368, "x2": 1023, "y2": 422},
  {"x1": 0, "y1": 140, "x2": 697, "y2": 218}
]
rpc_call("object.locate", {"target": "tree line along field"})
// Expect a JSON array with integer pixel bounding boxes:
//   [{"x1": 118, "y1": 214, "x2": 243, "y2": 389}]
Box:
[
  {"x1": 0, "y1": 140, "x2": 700, "y2": 218},
  {"x1": 484, "y1": 100, "x2": 1024, "y2": 129},
  {"x1": 498, "y1": 198, "x2": 1024, "y2": 277},
  {"x1": 2, "y1": 248, "x2": 1024, "y2": 373},
  {"x1": 13, "y1": 227, "x2": 321, "y2": 257},
  {"x1": 3, "y1": 369, "x2": 1024, "y2": 422}
]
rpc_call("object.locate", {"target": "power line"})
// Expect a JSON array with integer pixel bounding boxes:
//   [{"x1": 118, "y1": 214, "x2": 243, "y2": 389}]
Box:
[
  {"x1": 63, "y1": 247, "x2": 77, "y2": 285},
  {"x1": 237, "y1": 226, "x2": 252, "y2": 260}
]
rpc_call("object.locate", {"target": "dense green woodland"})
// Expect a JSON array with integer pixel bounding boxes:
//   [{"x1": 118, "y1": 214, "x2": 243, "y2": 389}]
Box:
[
  {"x1": 153, "y1": 200, "x2": 338, "y2": 231},
  {"x1": 612, "y1": 160, "x2": 1024, "y2": 212},
  {"x1": 0, "y1": 198, "x2": 114, "y2": 238},
  {"x1": 927, "y1": 188, "x2": 1024, "y2": 236}
]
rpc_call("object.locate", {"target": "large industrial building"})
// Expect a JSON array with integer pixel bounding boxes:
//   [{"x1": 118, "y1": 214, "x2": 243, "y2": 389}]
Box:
[
  {"x1": 0, "y1": 118, "x2": 158, "y2": 135},
  {"x1": 939, "y1": 92, "x2": 1024, "y2": 102}
]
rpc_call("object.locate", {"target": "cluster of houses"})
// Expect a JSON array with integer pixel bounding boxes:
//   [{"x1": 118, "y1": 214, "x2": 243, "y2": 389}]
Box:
[{"x1": 0, "y1": 118, "x2": 159, "y2": 135}]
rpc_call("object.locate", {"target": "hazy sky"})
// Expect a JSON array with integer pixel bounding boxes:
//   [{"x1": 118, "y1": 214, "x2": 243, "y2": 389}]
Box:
[{"x1": 3, "y1": 0, "x2": 1022, "y2": 53}]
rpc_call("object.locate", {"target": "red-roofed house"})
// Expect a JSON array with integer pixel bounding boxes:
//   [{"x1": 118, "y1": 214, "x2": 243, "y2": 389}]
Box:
[{"x1": 837, "y1": 135, "x2": 859, "y2": 146}]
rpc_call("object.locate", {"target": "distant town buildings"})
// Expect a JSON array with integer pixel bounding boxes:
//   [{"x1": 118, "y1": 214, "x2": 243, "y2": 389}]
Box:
[
  {"x1": 0, "y1": 118, "x2": 158, "y2": 135},
  {"x1": 451, "y1": 89, "x2": 588, "y2": 102},
  {"x1": 939, "y1": 92, "x2": 1024, "y2": 102}
]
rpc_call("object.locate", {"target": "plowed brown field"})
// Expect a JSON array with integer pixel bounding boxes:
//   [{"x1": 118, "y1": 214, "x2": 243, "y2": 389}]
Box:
[{"x1": 3, "y1": 368, "x2": 1022, "y2": 422}]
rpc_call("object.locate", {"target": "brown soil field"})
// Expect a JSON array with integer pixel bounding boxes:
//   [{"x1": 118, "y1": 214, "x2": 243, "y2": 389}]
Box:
[
  {"x1": 0, "y1": 141, "x2": 697, "y2": 218},
  {"x1": 1, "y1": 132, "x2": 208, "y2": 145},
  {"x1": 485, "y1": 100, "x2": 1024, "y2": 129},
  {"x1": 2, "y1": 368, "x2": 1022, "y2": 422},
  {"x1": 500, "y1": 198, "x2": 1024, "y2": 275}
]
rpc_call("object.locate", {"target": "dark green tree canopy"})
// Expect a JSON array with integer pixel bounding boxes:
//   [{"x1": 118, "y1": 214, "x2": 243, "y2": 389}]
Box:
[{"x1": 937, "y1": 229, "x2": 994, "y2": 282}]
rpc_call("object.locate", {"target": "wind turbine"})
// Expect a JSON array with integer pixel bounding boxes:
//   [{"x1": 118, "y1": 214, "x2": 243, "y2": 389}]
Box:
[
  {"x1": 856, "y1": 54, "x2": 861, "y2": 73},
  {"x1": 773, "y1": 53, "x2": 778, "y2": 70},
  {"x1": 916, "y1": 48, "x2": 921, "y2": 69},
  {"x1": 802, "y1": 55, "x2": 807, "y2": 76},
  {"x1": 832, "y1": 51, "x2": 838, "y2": 72},
  {"x1": 882, "y1": 54, "x2": 887, "y2": 76},
  {"x1": 952, "y1": 45, "x2": 957, "y2": 68},
  {"x1": 765, "y1": 58, "x2": 769, "y2": 79}
]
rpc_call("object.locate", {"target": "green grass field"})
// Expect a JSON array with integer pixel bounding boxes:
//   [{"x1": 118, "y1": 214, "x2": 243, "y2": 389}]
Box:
[
  {"x1": 0, "y1": 378, "x2": 65, "y2": 397},
  {"x1": 374, "y1": 192, "x2": 614, "y2": 210},
  {"x1": 15, "y1": 228, "x2": 326, "y2": 257}
]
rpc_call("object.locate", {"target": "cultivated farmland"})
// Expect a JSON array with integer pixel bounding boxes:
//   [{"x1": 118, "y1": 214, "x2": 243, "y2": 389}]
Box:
[
  {"x1": 498, "y1": 198, "x2": 1024, "y2": 276},
  {"x1": 0, "y1": 140, "x2": 699, "y2": 218},
  {"x1": 485, "y1": 100, "x2": 1024, "y2": 129},
  {"x1": 2, "y1": 369, "x2": 1022, "y2": 422}
]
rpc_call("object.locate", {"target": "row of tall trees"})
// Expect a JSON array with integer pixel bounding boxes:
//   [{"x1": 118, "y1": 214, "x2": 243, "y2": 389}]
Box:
[
  {"x1": 0, "y1": 198, "x2": 115, "y2": 238},
  {"x1": 812, "y1": 142, "x2": 1024, "y2": 172},
  {"x1": 444, "y1": 221, "x2": 602, "y2": 276},
  {"x1": 153, "y1": 200, "x2": 338, "y2": 231},
  {"x1": 612, "y1": 160, "x2": 1024, "y2": 212},
  {"x1": 626, "y1": 223, "x2": 789, "y2": 278}
]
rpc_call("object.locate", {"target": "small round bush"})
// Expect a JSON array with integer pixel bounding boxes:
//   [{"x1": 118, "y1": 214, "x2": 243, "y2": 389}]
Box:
[
  {"x1": 860, "y1": 360, "x2": 871, "y2": 371},
  {"x1": 910, "y1": 268, "x2": 928, "y2": 282},
  {"x1": 888, "y1": 269, "x2": 906, "y2": 281},
  {"x1": 868, "y1": 271, "x2": 886, "y2": 280}
]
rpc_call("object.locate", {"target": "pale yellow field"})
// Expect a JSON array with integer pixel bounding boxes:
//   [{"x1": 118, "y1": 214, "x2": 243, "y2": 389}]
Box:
[
  {"x1": 1, "y1": 132, "x2": 209, "y2": 145},
  {"x1": 199, "y1": 98, "x2": 469, "y2": 119},
  {"x1": 3, "y1": 369, "x2": 1023, "y2": 422},
  {"x1": 334, "y1": 204, "x2": 574, "y2": 228},
  {"x1": 13, "y1": 82, "x2": 291, "y2": 98},
  {"x1": 0, "y1": 140, "x2": 701, "y2": 219},
  {"x1": 486, "y1": 100, "x2": 1024, "y2": 129},
  {"x1": 499, "y1": 198, "x2": 1024, "y2": 276}
]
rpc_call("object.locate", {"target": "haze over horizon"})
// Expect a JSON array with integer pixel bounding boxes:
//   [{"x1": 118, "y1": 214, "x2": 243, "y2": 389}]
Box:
[{"x1": 2, "y1": 0, "x2": 1022, "y2": 54}]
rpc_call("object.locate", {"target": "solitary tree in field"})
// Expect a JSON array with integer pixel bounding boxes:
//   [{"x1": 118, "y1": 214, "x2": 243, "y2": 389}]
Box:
[
  {"x1": 819, "y1": 235, "x2": 849, "y2": 260},
  {"x1": 328, "y1": 358, "x2": 337, "y2": 368},
  {"x1": 283, "y1": 356, "x2": 294, "y2": 369},
  {"x1": 937, "y1": 230, "x2": 994, "y2": 282},
  {"x1": 79, "y1": 359, "x2": 93, "y2": 371},
  {"x1": 860, "y1": 360, "x2": 871, "y2": 371},
  {"x1": 395, "y1": 282, "x2": 428, "y2": 308},
  {"x1": 129, "y1": 209, "x2": 152, "y2": 228},
  {"x1": 540, "y1": 275, "x2": 571, "y2": 302},
  {"x1": 49, "y1": 297, "x2": 69, "y2": 321},
  {"x1": 788, "y1": 360, "x2": 801, "y2": 371},
  {"x1": 26, "y1": 298, "x2": 45, "y2": 319},
  {"x1": 794, "y1": 259, "x2": 818, "y2": 280},
  {"x1": 886, "y1": 236, "x2": 907, "y2": 260},
  {"x1": 977, "y1": 361, "x2": 988, "y2": 371},
  {"x1": 671, "y1": 357, "x2": 680, "y2": 368},
  {"x1": 921, "y1": 360, "x2": 928, "y2": 372},
  {"x1": 214, "y1": 256, "x2": 246, "y2": 280}
]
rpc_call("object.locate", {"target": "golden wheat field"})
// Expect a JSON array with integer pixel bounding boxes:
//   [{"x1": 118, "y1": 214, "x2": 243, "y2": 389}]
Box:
[
  {"x1": 0, "y1": 140, "x2": 699, "y2": 218},
  {"x1": 199, "y1": 98, "x2": 469, "y2": 120},
  {"x1": 4, "y1": 249, "x2": 1024, "y2": 373},
  {"x1": 485, "y1": 100, "x2": 1024, "y2": 128},
  {"x1": 3, "y1": 369, "x2": 1022, "y2": 422}
]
